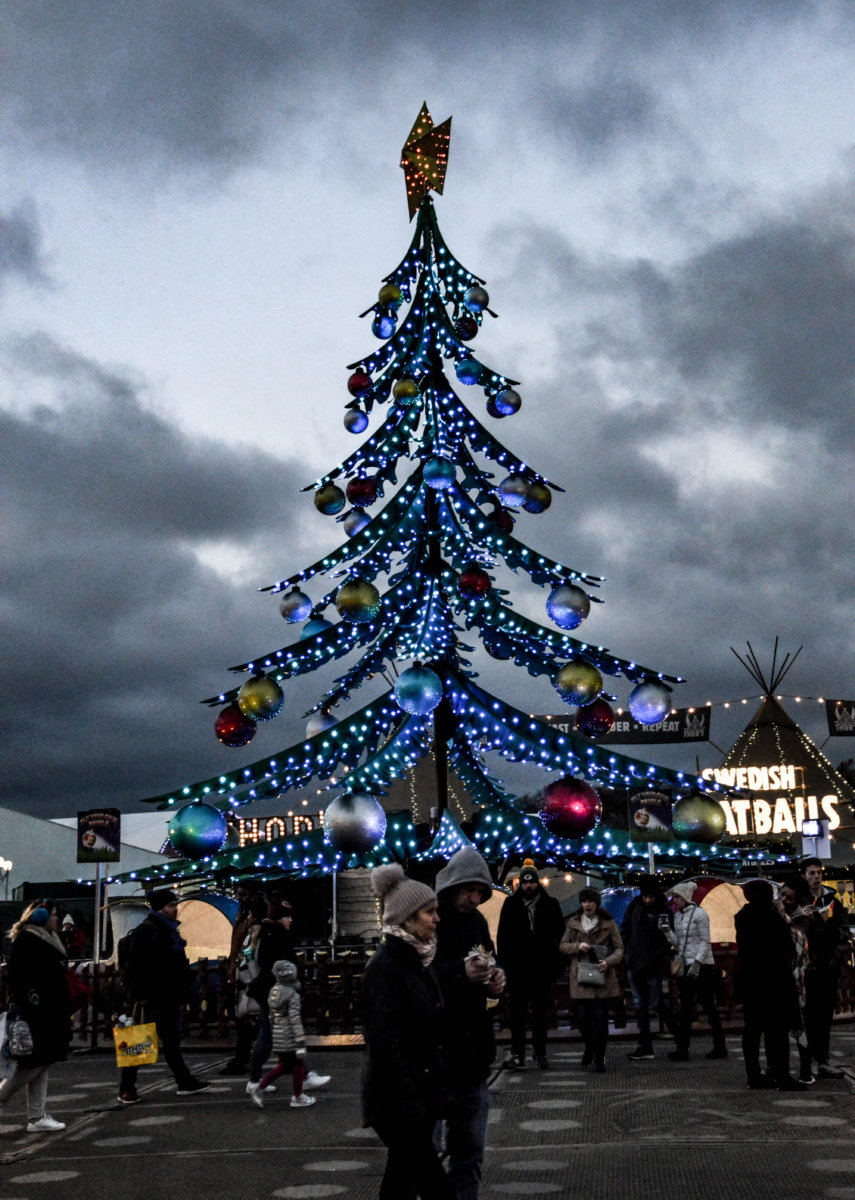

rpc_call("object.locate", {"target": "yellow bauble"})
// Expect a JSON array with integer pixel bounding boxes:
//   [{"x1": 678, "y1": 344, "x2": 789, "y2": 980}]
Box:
[
  {"x1": 335, "y1": 579, "x2": 381, "y2": 624},
  {"x1": 393, "y1": 378, "x2": 419, "y2": 401},
  {"x1": 378, "y1": 283, "x2": 403, "y2": 308},
  {"x1": 554, "y1": 661, "x2": 603, "y2": 707},
  {"x1": 237, "y1": 675, "x2": 284, "y2": 722}
]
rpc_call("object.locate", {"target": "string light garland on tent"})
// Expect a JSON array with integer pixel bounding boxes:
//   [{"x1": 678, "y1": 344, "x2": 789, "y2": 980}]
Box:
[{"x1": 125, "y1": 105, "x2": 721, "y2": 883}]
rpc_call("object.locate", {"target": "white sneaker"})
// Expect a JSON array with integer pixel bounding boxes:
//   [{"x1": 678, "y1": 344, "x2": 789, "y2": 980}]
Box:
[
  {"x1": 303, "y1": 1071, "x2": 331, "y2": 1089},
  {"x1": 246, "y1": 1082, "x2": 264, "y2": 1108},
  {"x1": 27, "y1": 1115, "x2": 66, "y2": 1133},
  {"x1": 290, "y1": 1093, "x2": 316, "y2": 1108}
]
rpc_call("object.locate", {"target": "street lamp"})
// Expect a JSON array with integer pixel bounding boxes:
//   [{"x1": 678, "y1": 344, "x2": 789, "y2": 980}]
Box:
[{"x1": 0, "y1": 858, "x2": 12, "y2": 900}]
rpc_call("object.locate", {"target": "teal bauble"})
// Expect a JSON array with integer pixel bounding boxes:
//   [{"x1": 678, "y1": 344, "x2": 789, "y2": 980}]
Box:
[
  {"x1": 464, "y1": 285, "x2": 489, "y2": 313},
  {"x1": 455, "y1": 358, "x2": 482, "y2": 386},
  {"x1": 301, "y1": 617, "x2": 333, "y2": 640},
  {"x1": 168, "y1": 803, "x2": 228, "y2": 860},
  {"x1": 394, "y1": 663, "x2": 443, "y2": 716},
  {"x1": 423, "y1": 457, "x2": 456, "y2": 490}
]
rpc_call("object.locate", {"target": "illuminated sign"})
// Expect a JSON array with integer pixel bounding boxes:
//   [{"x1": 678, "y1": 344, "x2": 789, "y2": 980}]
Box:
[
  {"x1": 235, "y1": 814, "x2": 318, "y2": 847},
  {"x1": 700, "y1": 765, "x2": 841, "y2": 835}
]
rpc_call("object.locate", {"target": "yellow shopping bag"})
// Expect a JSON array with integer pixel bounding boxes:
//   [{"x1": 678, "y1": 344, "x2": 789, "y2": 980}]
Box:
[{"x1": 113, "y1": 1013, "x2": 159, "y2": 1068}]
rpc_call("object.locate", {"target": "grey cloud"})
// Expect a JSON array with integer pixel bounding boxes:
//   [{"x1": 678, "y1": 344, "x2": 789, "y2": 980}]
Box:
[
  {"x1": 0, "y1": 336, "x2": 326, "y2": 815},
  {"x1": 639, "y1": 223, "x2": 855, "y2": 443},
  {"x1": 0, "y1": 203, "x2": 48, "y2": 286},
  {"x1": 1, "y1": 1, "x2": 823, "y2": 177}
]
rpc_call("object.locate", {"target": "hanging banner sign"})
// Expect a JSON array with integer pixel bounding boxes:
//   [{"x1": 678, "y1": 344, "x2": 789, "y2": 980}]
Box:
[
  {"x1": 77, "y1": 808, "x2": 121, "y2": 863},
  {"x1": 541, "y1": 707, "x2": 710, "y2": 744},
  {"x1": 826, "y1": 700, "x2": 855, "y2": 736}
]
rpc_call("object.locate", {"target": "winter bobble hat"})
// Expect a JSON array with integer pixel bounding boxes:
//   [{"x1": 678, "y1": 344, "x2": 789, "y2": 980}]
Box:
[
  {"x1": 372, "y1": 864, "x2": 436, "y2": 927},
  {"x1": 668, "y1": 881, "x2": 697, "y2": 904},
  {"x1": 434, "y1": 846, "x2": 494, "y2": 901},
  {"x1": 518, "y1": 859, "x2": 540, "y2": 885}
]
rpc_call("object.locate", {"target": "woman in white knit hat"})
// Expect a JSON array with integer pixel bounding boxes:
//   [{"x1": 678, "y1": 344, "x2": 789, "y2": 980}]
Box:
[{"x1": 361, "y1": 864, "x2": 454, "y2": 1199}]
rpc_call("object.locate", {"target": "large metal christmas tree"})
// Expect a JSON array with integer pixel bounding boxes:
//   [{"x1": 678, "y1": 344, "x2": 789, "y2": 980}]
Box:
[{"x1": 139, "y1": 107, "x2": 702, "y2": 879}]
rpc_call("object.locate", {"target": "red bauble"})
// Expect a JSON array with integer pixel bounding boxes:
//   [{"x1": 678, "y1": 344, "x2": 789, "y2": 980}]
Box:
[
  {"x1": 540, "y1": 778, "x2": 602, "y2": 839},
  {"x1": 490, "y1": 507, "x2": 515, "y2": 535},
  {"x1": 346, "y1": 476, "x2": 379, "y2": 508},
  {"x1": 347, "y1": 368, "x2": 372, "y2": 396},
  {"x1": 457, "y1": 563, "x2": 492, "y2": 599},
  {"x1": 215, "y1": 702, "x2": 257, "y2": 748},
  {"x1": 575, "y1": 698, "x2": 615, "y2": 738}
]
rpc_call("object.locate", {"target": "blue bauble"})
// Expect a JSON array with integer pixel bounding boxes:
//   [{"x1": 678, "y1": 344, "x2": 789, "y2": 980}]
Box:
[
  {"x1": 344, "y1": 409, "x2": 368, "y2": 434},
  {"x1": 279, "y1": 588, "x2": 312, "y2": 623},
  {"x1": 628, "y1": 680, "x2": 671, "y2": 725},
  {"x1": 306, "y1": 711, "x2": 337, "y2": 738},
  {"x1": 343, "y1": 509, "x2": 371, "y2": 537},
  {"x1": 301, "y1": 617, "x2": 333, "y2": 640},
  {"x1": 497, "y1": 474, "x2": 530, "y2": 508},
  {"x1": 423, "y1": 457, "x2": 456, "y2": 490},
  {"x1": 493, "y1": 388, "x2": 521, "y2": 416},
  {"x1": 168, "y1": 803, "x2": 227, "y2": 860},
  {"x1": 455, "y1": 358, "x2": 482, "y2": 386},
  {"x1": 547, "y1": 584, "x2": 591, "y2": 630},
  {"x1": 464, "y1": 285, "x2": 489, "y2": 313},
  {"x1": 323, "y1": 793, "x2": 387, "y2": 855},
  {"x1": 394, "y1": 663, "x2": 444, "y2": 716},
  {"x1": 372, "y1": 313, "x2": 397, "y2": 339}
]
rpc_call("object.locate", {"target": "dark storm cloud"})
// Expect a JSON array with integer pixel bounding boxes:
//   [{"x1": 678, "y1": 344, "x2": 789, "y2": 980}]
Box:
[
  {"x1": 637, "y1": 223, "x2": 855, "y2": 444},
  {"x1": 0, "y1": 204, "x2": 48, "y2": 287},
  {"x1": 535, "y1": 75, "x2": 664, "y2": 159},
  {"x1": 0, "y1": 335, "x2": 324, "y2": 816},
  {"x1": 477, "y1": 208, "x2": 855, "y2": 743},
  {"x1": 2, "y1": 1, "x2": 824, "y2": 176}
]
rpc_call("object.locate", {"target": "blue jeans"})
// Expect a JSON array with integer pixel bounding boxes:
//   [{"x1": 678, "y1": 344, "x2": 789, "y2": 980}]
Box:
[
  {"x1": 435, "y1": 1079, "x2": 490, "y2": 1200},
  {"x1": 628, "y1": 969, "x2": 677, "y2": 1048}
]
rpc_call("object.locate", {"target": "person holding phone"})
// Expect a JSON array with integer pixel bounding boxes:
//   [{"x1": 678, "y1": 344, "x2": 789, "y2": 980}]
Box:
[{"x1": 620, "y1": 877, "x2": 679, "y2": 1061}]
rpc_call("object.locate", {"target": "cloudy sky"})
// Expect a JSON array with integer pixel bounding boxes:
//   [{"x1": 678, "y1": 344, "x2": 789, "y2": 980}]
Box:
[{"x1": 4, "y1": 1, "x2": 855, "y2": 822}]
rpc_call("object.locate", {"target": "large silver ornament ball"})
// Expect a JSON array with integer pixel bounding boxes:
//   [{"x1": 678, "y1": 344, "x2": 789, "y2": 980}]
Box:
[{"x1": 323, "y1": 792, "x2": 387, "y2": 855}]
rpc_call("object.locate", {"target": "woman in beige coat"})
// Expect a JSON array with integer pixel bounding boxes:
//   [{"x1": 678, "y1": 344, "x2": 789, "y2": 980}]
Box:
[{"x1": 560, "y1": 888, "x2": 624, "y2": 1072}]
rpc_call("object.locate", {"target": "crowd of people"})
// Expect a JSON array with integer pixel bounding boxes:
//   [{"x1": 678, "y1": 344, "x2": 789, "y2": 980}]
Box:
[{"x1": 0, "y1": 854, "x2": 849, "y2": 1200}]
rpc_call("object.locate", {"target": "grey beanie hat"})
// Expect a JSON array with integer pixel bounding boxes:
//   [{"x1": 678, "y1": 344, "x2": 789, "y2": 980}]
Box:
[
  {"x1": 372, "y1": 864, "x2": 436, "y2": 927},
  {"x1": 668, "y1": 881, "x2": 697, "y2": 904},
  {"x1": 272, "y1": 959, "x2": 298, "y2": 984},
  {"x1": 434, "y1": 846, "x2": 493, "y2": 901}
]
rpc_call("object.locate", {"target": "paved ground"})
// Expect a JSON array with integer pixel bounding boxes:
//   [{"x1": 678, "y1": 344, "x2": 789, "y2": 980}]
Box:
[{"x1": 2, "y1": 1031, "x2": 855, "y2": 1199}]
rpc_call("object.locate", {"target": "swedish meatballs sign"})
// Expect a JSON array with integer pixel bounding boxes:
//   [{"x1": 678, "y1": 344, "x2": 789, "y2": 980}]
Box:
[{"x1": 542, "y1": 707, "x2": 710, "y2": 744}]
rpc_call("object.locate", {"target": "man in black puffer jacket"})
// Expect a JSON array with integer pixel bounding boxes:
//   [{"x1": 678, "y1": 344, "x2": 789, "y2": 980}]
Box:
[{"x1": 434, "y1": 847, "x2": 505, "y2": 1200}]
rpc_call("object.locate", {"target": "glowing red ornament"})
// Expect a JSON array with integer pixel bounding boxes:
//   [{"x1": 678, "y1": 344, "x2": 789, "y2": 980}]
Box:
[
  {"x1": 214, "y1": 702, "x2": 257, "y2": 748},
  {"x1": 540, "y1": 777, "x2": 602, "y2": 839},
  {"x1": 457, "y1": 563, "x2": 492, "y2": 599},
  {"x1": 575, "y1": 698, "x2": 615, "y2": 738}
]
